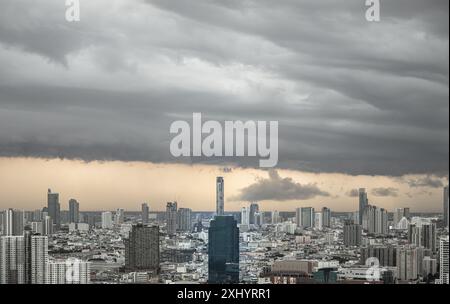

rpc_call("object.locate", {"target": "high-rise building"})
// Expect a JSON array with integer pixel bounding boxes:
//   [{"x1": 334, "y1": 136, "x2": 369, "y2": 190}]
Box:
[
  {"x1": 42, "y1": 215, "x2": 53, "y2": 235},
  {"x1": 394, "y1": 208, "x2": 410, "y2": 227},
  {"x1": 0, "y1": 236, "x2": 25, "y2": 284},
  {"x1": 358, "y1": 188, "x2": 368, "y2": 225},
  {"x1": 29, "y1": 234, "x2": 48, "y2": 284},
  {"x1": 1, "y1": 209, "x2": 24, "y2": 236},
  {"x1": 322, "y1": 207, "x2": 331, "y2": 228},
  {"x1": 46, "y1": 259, "x2": 91, "y2": 284},
  {"x1": 216, "y1": 177, "x2": 224, "y2": 215},
  {"x1": 254, "y1": 212, "x2": 263, "y2": 226},
  {"x1": 314, "y1": 212, "x2": 323, "y2": 230},
  {"x1": 444, "y1": 186, "x2": 449, "y2": 229},
  {"x1": 47, "y1": 189, "x2": 60, "y2": 231},
  {"x1": 271, "y1": 210, "x2": 280, "y2": 224},
  {"x1": 124, "y1": 224, "x2": 160, "y2": 272},
  {"x1": 101, "y1": 212, "x2": 113, "y2": 229},
  {"x1": 360, "y1": 245, "x2": 397, "y2": 267},
  {"x1": 397, "y1": 246, "x2": 423, "y2": 281},
  {"x1": 208, "y1": 216, "x2": 239, "y2": 283},
  {"x1": 363, "y1": 205, "x2": 388, "y2": 235},
  {"x1": 177, "y1": 208, "x2": 192, "y2": 232},
  {"x1": 295, "y1": 208, "x2": 301, "y2": 227},
  {"x1": 166, "y1": 202, "x2": 178, "y2": 235},
  {"x1": 141, "y1": 203, "x2": 149, "y2": 224},
  {"x1": 343, "y1": 221, "x2": 362, "y2": 247},
  {"x1": 301, "y1": 207, "x2": 315, "y2": 228},
  {"x1": 408, "y1": 223, "x2": 437, "y2": 253},
  {"x1": 422, "y1": 223, "x2": 437, "y2": 253},
  {"x1": 68, "y1": 199, "x2": 79, "y2": 224},
  {"x1": 241, "y1": 207, "x2": 250, "y2": 226},
  {"x1": 249, "y1": 203, "x2": 259, "y2": 225},
  {"x1": 115, "y1": 208, "x2": 125, "y2": 225},
  {"x1": 439, "y1": 236, "x2": 449, "y2": 284}
]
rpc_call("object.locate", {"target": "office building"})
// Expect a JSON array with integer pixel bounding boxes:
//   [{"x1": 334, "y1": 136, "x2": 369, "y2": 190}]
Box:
[
  {"x1": 142, "y1": 203, "x2": 149, "y2": 224},
  {"x1": 68, "y1": 199, "x2": 79, "y2": 223},
  {"x1": 47, "y1": 259, "x2": 91, "y2": 284},
  {"x1": 241, "y1": 207, "x2": 250, "y2": 226},
  {"x1": 47, "y1": 189, "x2": 60, "y2": 231},
  {"x1": 249, "y1": 203, "x2": 259, "y2": 225},
  {"x1": 1, "y1": 209, "x2": 24, "y2": 236},
  {"x1": 439, "y1": 236, "x2": 449, "y2": 284},
  {"x1": 124, "y1": 224, "x2": 160, "y2": 272},
  {"x1": 208, "y1": 216, "x2": 239, "y2": 283},
  {"x1": 358, "y1": 188, "x2": 368, "y2": 225},
  {"x1": 115, "y1": 208, "x2": 125, "y2": 225},
  {"x1": 166, "y1": 202, "x2": 178, "y2": 235},
  {"x1": 101, "y1": 212, "x2": 113, "y2": 229},
  {"x1": 343, "y1": 221, "x2": 362, "y2": 247},
  {"x1": 177, "y1": 208, "x2": 192, "y2": 232},
  {"x1": 322, "y1": 207, "x2": 331, "y2": 228},
  {"x1": 301, "y1": 207, "x2": 315, "y2": 228}
]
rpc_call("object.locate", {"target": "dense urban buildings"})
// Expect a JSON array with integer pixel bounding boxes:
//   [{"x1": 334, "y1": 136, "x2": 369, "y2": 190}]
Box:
[{"x1": 0, "y1": 180, "x2": 449, "y2": 285}]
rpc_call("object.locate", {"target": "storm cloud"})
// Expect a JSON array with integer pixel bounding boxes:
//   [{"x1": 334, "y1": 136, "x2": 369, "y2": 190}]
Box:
[
  {"x1": 0, "y1": 0, "x2": 448, "y2": 176},
  {"x1": 230, "y1": 170, "x2": 330, "y2": 202},
  {"x1": 371, "y1": 187, "x2": 399, "y2": 197}
]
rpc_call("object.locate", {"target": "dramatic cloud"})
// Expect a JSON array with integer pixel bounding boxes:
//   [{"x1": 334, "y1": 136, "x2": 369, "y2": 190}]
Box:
[
  {"x1": 231, "y1": 170, "x2": 329, "y2": 201},
  {"x1": 371, "y1": 187, "x2": 399, "y2": 197},
  {"x1": 346, "y1": 189, "x2": 359, "y2": 198},
  {"x1": 402, "y1": 175, "x2": 445, "y2": 188},
  {"x1": 0, "y1": 0, "x2": 448, "y2": 176}
]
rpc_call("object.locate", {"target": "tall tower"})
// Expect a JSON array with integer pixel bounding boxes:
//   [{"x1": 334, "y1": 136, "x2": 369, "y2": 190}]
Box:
[
  {"x1": 208, "y1": 216, "x2": 239, "y2": 283},
  {"x1": 166, "y1": 202, "x2": 178, "y2": 235},
  {"x1": 216, "y1": 177, "x2": 224, "y2": 215},
  {"x1": 68, "y1": 199, "x2": 79, "y2": 224},
  {"x1": 444, "y1": 186, "x2": 449, "y2": 229},
  {"x1": 439, "y1": 236, "x2": 449, "y2": 284},
  {"x1": 358, "y1": 188, "x2": 368, "y2": 225},
  {"x1": 1, "y1": 209, "x2": 24, "y2": 236},
  {"x1": 142, "y1": 203, "x2": 149, "y2": 225},
  {"x1": 47, "y1": 189, "x2": 60, "y2": 231}
]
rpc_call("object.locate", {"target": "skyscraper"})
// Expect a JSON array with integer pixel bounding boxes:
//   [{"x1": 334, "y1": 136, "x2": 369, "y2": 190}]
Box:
[
  {"x1": 322, "y1": 207, "x2": 331, "y2": 228},
  {"x1": 177, "y1": 208, "x2": 192, "y2": 232},
  {"x1": 216, "y1": 177, "x2": 224, "y2": 215},
  {"x1": 439, "y1": 236, "x2": 449, "y2": 284},
  {"x1": 249, "y1": 203, "x2": 259, "y2": 225},
  {"x1": 208, "y1": 216, "x2": 239, "y2": 283},
  {"x1": 115, "y1": 208, "x2": 125, "y2": 225},
  {"x1": 29, "y1": 233, "x2": 48, "y2": 284},
  {"x1": 0, "y1": 236, "x2": 25, "y2": 284},
  {"x1": 1, "y1": 209, "x2": 24, "y2": 236},
  {"x1": 101, "y1": 212, "x2": 113, "y2": 229},
  {"x1": 363, "y1": 205, "x2": 388, "y2": 235},
  {"x1": 241, "y1": 207, "x2": 250, "y2": 226},
  {"x1": 47, "y1": 189, "x2": 60, "y2": 231},
  {"x1": 397, "y1": 246, "x2": 423, "y2": 281},
  {"x1": 358, "y1": 188, "x2": 368, "y2": 225},
  {"x1": 394, "y1": 208, "x2": 410, "y2": 227},
  {"x1": 343, "y1": 221, "x2": 362, "y2": 247},
  {"x1": 142, "y1": 203, "x2": 149, "y2": 224},
  {"x1": 444, "y1": 186, "x2": 449, "y2": 229},
  {"x1": 301, "y1": 207, "x2": 315, "y2": 228},
  {"x1": 124, "y1": 224, "x2": 160, "y2": 273},
  {"x1": 166, "y1": 202, "x2": 178, "y2": 235},
  {"x1": 68, "y1": 199, "x2": 79, "y2": 224}
]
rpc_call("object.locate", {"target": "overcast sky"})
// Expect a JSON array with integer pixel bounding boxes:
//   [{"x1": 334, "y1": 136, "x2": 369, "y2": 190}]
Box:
[{"x1": 0, "y1": 1, "x2": 448, "y2": 211}]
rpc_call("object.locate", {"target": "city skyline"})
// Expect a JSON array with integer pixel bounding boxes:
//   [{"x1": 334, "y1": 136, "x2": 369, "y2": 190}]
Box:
[{"x1": 0, "y1": 157, "x2": 448, "y2": 212}]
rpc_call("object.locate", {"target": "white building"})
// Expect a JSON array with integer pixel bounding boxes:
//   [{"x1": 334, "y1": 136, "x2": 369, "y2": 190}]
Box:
[
  {"x1": 314, "y1": 212, "x2": 323, "y2": 230},
  {"x1": 31, "y1": 235, "x2": 48, "y2": 284},
  {"x1": 101, "y1": 211, "x2": 113, "y2": 229},
  {"x1": 241, "y1": 207, "x2": 250, "y2": 226},
  {"x1": 47, "y1": 259, "x2": 91, "y2": 284},
  {"x1": 440, "y1": 236, "x2": 449, "y2": 284},
  {"x1": 0, "y1": 236, "x2": 25, "y2": 283}
]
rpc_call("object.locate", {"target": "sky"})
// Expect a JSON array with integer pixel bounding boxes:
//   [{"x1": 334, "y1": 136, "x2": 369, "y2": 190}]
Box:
[{"x1": 0, "y1": 0, "x2": 448, "y2": 212}]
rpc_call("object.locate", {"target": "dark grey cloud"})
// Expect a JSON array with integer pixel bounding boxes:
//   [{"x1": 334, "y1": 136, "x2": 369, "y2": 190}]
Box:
[
  {"x1": 0, "y1": 0, "x2": 448, "y2": 177},
  {"x1": 371, "y1": 187, "x2": 399, "y2": 197},
  {"x1": 401, "y1": 175, "x2": 445, "y2": 188},
  {"x1": 346, "y1": 189, "x2": 359, "y2": 198},
  {"x1": 230, "y1": 170, "x2": 330, "y2": 202}
]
